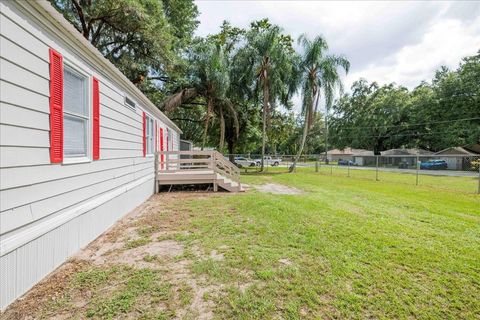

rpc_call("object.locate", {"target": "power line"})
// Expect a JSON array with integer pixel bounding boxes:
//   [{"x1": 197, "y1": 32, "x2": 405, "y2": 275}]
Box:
[
  {"x1": 336, "y1": 128, "x2": 476, "y2": 139},
  {"x1": 330, "y1": 117, "x2": 480, "y2": 130}
]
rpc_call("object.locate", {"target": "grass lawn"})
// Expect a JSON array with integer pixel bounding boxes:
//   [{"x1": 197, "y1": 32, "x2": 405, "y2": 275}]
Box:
[
  {"x1": 4, "y1": 171, "x2": 479, "y2": 319},
  {"x1": 183, "y1": 171, "x2": 480, "y2": 319}
]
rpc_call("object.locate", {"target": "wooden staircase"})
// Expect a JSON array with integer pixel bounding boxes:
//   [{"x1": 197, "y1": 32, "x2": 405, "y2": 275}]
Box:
[{"x1": 155, "y1": 151, "x2": 242, "y2": 192}]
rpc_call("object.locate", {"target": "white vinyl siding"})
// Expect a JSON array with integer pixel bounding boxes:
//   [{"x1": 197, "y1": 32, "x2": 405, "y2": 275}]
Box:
[
  {"x1": 0, "y1": 0, "x2": 182, "y2": 309},
  {"x1": 63, "y1": 67, "x2": 88, "y2": 158}
]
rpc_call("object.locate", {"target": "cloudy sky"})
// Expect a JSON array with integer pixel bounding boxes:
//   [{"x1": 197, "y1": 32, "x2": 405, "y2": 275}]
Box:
[{"x1": 195, "y1": 1, "x2": 480, "y2": 94}]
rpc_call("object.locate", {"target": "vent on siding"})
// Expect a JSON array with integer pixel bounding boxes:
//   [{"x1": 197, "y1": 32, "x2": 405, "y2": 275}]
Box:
[{"x1": 125, "y1": 96, "x2": 136, "y2": 109}]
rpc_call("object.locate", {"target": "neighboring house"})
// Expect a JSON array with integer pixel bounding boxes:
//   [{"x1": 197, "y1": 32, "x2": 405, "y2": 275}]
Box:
[
  {"x1": 434, "y1": 145, "x2": 480, "y2": 170},
  {"x1": 352, "y1": 150, "x2": 375, "y2": 166},
  {"x1": 326, "y1": 148, "x2": 370, "y2": 162},
  {"x1": 380, "y1": 148, "x2": 433, "y2": 167},
  {"x1": 0, "y1": 0, "x2": 181, "y2": 309}
]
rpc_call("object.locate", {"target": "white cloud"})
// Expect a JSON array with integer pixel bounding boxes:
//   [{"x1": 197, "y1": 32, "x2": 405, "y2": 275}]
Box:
[
  {"x1": 194, "y1": 0, "x2": 480, "y2": 111},
  {"x1": 346, "y1": 15, "x2": 480, "y2": 89}
]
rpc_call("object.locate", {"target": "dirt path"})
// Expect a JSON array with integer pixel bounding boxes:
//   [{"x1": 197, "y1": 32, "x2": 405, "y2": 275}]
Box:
[
  {"x1": 1, "y1": 192, "x2": 225, "y2": 320},
  {"x1": 254, "y1": 183, "x2": 304, "y2": 195}
]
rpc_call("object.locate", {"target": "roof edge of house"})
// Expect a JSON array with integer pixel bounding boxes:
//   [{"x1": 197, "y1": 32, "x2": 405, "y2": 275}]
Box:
[{"x1": 17, "y1": 0, "x2": 182, "y2": 134}]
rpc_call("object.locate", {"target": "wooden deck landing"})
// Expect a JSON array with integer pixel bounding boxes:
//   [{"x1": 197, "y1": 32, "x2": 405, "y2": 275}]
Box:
[{"x1": 155, "y1": 151, "x2": 242, "y2": 192}]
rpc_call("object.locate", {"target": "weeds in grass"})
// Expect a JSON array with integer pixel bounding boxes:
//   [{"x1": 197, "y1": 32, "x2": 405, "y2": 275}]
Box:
[
  {"x1": 124, "y1": 237, "x2": 151, "y2": 249},
  {"x1": 143, "y1": 255, "x2": 158, "y2": 263},
  {"x1": 137, "y1": 226, "x2": 157, "y2": 237}
]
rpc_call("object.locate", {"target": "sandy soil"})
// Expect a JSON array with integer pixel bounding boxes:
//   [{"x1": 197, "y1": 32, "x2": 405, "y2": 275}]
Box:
[
  {"x1": 254, "y1": 183, "x2": 304, "y2": 195},
  {"x1": 1, "y1": 192, "x2": 225, "y2": 320}
]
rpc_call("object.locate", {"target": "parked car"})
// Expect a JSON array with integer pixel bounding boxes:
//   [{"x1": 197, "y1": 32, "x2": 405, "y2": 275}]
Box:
[
  {"x1": 234, "y1": 157, "x2": 256, "y2": 168},
  {"x1": 254, "y1": 156, "x2": 282, "y2": 166},
  {"x1": 420, "y1": 160, "x2": 448, "y2": 170},
  {"x1": 338, "y1": 160, "x2": 358, "y2": 166},
  {"x1": 398, "y1": 161, "x2": 409, "y2": 169}
]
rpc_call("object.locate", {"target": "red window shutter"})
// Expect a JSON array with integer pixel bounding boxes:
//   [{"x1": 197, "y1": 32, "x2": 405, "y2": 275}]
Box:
[
  {"x1": 49, "y1": 48, "x2": 63, "y2": 163},
  {"x1": 92, "y1": 77, "x2": 100, "y2": 160},
  {"x1": 142, "y1": 112, "x2": 146, "y2": 157},
  {"x1": 160, "y1": 128, "x2": 164, "y2": 169},
  {"x1": 160, "y1": 128, "x2": 164, "y2": 151}
]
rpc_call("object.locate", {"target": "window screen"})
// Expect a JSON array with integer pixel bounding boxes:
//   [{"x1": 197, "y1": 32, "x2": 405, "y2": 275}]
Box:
[{"x1": 63, "y1": 67, "x2": 88, "y2": 157}]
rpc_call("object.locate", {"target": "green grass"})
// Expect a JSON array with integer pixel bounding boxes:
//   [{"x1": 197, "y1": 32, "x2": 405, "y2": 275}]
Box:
[
  {"x1": 254, "y1": 165, "x2": 479, "y2": 193},
  {"x1": 14, "y1": 170, "x2": 479, "y2": 319},
  {"x1": 124, "y1": 237, "x2": 151, "y2": 249},
  {"x1": 179, "y1": 170, "x2": 480, "y2": 319}
]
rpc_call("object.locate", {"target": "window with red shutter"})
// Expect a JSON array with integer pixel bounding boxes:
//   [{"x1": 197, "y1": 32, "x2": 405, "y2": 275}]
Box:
[
  {"x1": 49, "y1": 48, "x2": 63, "y2": 163},
  {"x1": 142, "y1": 112, "x2": 146, "y2": 157},
  {"x1": 92, "y1": 77, "x2": 100, "y2": 160}
]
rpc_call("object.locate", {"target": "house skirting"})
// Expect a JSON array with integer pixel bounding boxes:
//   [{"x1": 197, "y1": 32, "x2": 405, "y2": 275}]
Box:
[{"x1": 0, "y1": 176, "x2": 154, "y2": 310}]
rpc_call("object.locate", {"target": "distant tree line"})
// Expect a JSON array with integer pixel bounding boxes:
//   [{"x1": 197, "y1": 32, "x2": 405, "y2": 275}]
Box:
[{"x1": 329, "y1": 54, "x2": 480, "y2": 154}]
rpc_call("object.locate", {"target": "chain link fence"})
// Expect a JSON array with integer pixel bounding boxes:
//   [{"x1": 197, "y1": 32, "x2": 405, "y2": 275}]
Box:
[{"x1": 225, "y1": 153, "x2": 480, "y2": 194}]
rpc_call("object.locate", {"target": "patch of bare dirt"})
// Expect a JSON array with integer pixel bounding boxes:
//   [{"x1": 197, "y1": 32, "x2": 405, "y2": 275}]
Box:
[
  {"x1": 255, "y1": 183, "x2": 304, "y2": 195},
  {"x1": 109, "y1": 240, "x2": 184, "y2": 269},
  {"x1": 2, "y1": 192, "x2": 229, "y2": 320},
  {"x1": 279, "y1": 258, "x2": 294, "y2": 266},
  {"x1": 209, "y1": 249, "x2": 225, "y2": 261}
]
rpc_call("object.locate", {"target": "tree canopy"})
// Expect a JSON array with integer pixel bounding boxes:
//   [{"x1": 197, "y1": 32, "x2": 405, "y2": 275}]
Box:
[
  {"x1": 330, "y1": 53, "x2": 480, "y2": 154},
  {"x1": 52, "y1": 1, "x2": 480, "y2": 157}
]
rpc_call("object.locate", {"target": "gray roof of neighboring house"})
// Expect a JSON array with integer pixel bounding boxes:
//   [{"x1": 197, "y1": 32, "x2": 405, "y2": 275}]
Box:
[
  {"x1": 327, "y1": 148, "x2": 371, "y2": 155},
  {"x1": 353, "y1": 150, "x2": 375, "y2": 156},
  {"x1": 435, "y1": 145, "x2": 480, "y2": 155},
  {"x1": 381, "y1": 148, "x2": 433, "y2": 156}
]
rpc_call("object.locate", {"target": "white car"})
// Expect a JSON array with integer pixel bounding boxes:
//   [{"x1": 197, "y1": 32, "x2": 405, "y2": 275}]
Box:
[
  {"x1": 234, "y1": 157, "x2": 256, "y2": 168},
  {"x1": 255, "y1": 156, "x2": 282, "y2": 166}
]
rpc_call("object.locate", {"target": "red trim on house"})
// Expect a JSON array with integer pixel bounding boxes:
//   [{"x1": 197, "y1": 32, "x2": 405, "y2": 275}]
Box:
[
  {"x1": 142, "y1": 112, "x2": 146, "y2": 157},
  {"x1": 92, "y1": 77, "x2": 100, "y2": 160},
  {"x1": 48, "y1": 48, "x2": 64, "y2": 163},
  {"x1": 160, "y1": 127, "x2": 164, "y2": 169}
]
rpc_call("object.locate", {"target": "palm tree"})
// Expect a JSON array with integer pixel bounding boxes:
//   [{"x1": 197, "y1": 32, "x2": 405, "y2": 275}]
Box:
[
  {"x1": 163, "y1": 40, "x2": 238, "y2": 150},
  {"x1": 235, "y1": 19, "x2": 298, "y2": 171},
  {"x1": 290, "y1": 34, "x2": 349, "y2": 172}
]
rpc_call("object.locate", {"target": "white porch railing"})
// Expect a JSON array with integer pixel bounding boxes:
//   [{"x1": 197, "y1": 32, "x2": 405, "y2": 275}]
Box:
[{"x1": 154, "y1": 150, "x2": 241, "y2": 189}]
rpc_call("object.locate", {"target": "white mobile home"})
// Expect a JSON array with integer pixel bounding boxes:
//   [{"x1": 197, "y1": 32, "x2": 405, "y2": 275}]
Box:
[{"x1": 0, "y1": 0, "x2": 181, "y2": 309}]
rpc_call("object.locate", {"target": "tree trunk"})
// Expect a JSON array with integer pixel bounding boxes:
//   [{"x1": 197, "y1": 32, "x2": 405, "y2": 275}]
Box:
[
  {"x1": 290, "y1": 108, "x2": 310, "y2": 172},
  {"x1": 227, "y1": 139, "x2": 235, "y2": 162},
  {"x1": 290, "y1": 86, "x2": 317, "y2": 172},
  {"x1": 260, "y1": 74, "x2": 269, "y2": 172},
  {"x1": 324, "y1": 104, "x2": 329, "y2": 163},
  {"x1": 219, "y1": 106, "x2": 225, "y2": 151},
  {"x1": 201, "y1": 97, "x2": 213, "y2": 150}
]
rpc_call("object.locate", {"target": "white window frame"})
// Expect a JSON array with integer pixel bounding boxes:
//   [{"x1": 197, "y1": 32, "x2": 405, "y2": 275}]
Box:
[
  {"x1": 146, "y1": 115, "x2": 154, "y2": 156},
  {"x1": 62, "y1": 63, "x2": 91, "y2": 164}
]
